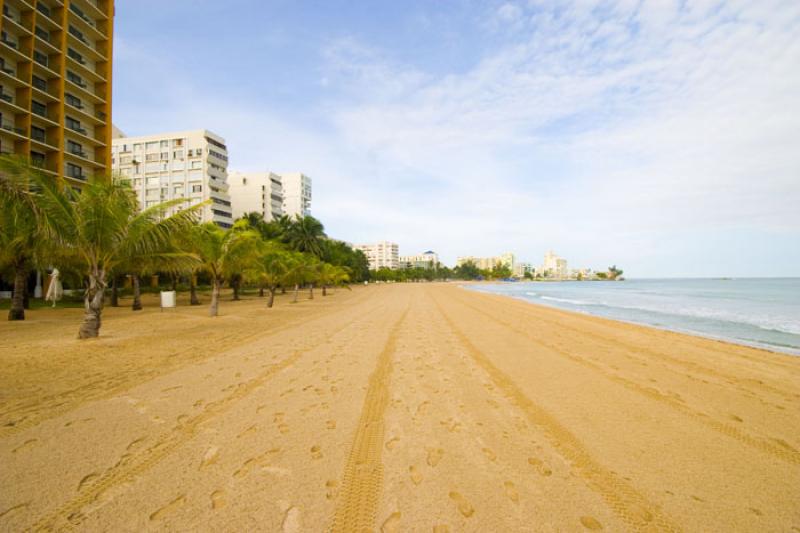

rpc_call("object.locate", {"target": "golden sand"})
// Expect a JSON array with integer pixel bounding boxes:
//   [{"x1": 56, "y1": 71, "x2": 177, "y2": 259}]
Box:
[{"x1": 1, "y1": 283, "x2": 799, "y2": 531}]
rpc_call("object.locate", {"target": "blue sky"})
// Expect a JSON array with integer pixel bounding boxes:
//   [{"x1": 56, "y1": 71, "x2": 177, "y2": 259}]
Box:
[{"x1": 113, "y1": 0, "x2": 800, "y2": 277}]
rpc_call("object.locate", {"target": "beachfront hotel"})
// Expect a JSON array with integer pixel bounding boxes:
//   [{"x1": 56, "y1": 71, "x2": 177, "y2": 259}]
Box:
[
  {"x1": 280, "y1": 171, "x2": 312, "y2": 218},
  {"x1": 542, "y1": 250, "x2": 568, "y2": 279},
  {"x1": 356, "y1": 241, "x2": 399, "y2": 270},
  {"x1": 111, "y1": 129, "x2": 234, "y2": 228},
  {"x1": 456, "y1": 252, "x2": 515, "y2": 271},
  {"x1": 399, "y1": 250, "x2": 439, "y2": 269},
  {"x1": 228, "y1": 170, "x2": 284, "y2": 222},
  {"x1": 0, "y1": 0, "x2": 114, "y2": 183}
]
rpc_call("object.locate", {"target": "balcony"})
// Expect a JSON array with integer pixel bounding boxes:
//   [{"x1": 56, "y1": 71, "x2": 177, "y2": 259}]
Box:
[
  {"x1": 1, "y1": 120, "x2": 26, "y2": 138},
  {"x1": 0, "y1": 92, "x2": 12, "y2": 103},
  {"x1": 2, "y1": 9, "x2": 32, "y2": 36},
  {"x1": 35, "y1": 4, "x2": 62, "y2": 31},
  {"x1": 67, "y1": 123, "x2": 88, "y2": 136}
]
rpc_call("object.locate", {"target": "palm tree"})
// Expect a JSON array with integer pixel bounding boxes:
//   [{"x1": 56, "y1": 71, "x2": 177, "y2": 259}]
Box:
[
  {"x1": 33, "y1": 174, "x2": 202, "y2": 338},
  {"x1": 0, "y1": 156, "x2": 42, "y2": 321},
  {"x1": 192, "y1": 221, "x2": 259, "y2": 317},
  {"x1": 251, "y1": 244, "x2": 291, "y2": 308},
  {"x1": 284, "y1": 215, "x2": 326, "y2": 258},
  {"x1": 318, "y1": 263, "x2": 350, "y2": 296}
]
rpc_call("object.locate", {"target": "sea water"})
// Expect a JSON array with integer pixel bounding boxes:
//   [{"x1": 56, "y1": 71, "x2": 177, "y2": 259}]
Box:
[{"x1": 466, "y1": 278, "x2": 800, "y2": 355}]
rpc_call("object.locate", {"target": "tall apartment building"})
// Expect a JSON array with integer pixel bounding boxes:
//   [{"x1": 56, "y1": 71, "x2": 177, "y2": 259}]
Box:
[
  {"x1": 542, "y1": 250, "x2": 568, "y2": 279},
  {"x1": 456, "y1": 252, "x2": 515, "y2": 271},
  {"x1": 356, "y1": 241, "x2": 399, "y2": 270},
  {"x1": 0, "y1": 0, "x2": 114, "y2": 183},
  {"x1": 399, "y1": 250, "x2": 439, "y2": 269},
  {"x1": 228, "y1": 170, "x2": 283, "y2": 222},
  {"x1": 111, "y1": 129, "x2": 234, "y2": 228},
  {"x1": 280, "y1": 172, "x2": 311, "y2": 218}
]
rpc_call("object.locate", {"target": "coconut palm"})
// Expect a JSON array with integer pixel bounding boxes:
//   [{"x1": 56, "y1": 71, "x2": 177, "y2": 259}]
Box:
[
  {"x1": 318, "y1": 263, "x2": 350, "y2": 296},
  {"x1": 250, "y1": 244, "x2": 291, "y2": 308},
  {"x1": 0, "y1": 156, "x2": 47, "y2": 321},
  {"x1": 32, "y1": 174, "x2": 202, "y2": 338},
  {"x1": 191, "y1": 221, "x2": 259, "y2": 317},
  {"x1": 284, "y1": 215, "x2": 326, "y2": 258}
]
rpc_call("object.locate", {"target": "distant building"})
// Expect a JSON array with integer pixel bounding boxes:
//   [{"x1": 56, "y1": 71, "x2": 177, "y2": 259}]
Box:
[
  {"x1": 228, "y1": 171, "x2": 284, "y2": 222},
  {"x1": 399, "y1": 251, "x2": 439, "y2": 269},
  {"x1": 456, "y1": 252, "x2": 515, "y2": 272},
  {"x1": 513, "y1": 262, "x2": 534, "y2": 278},
  {"x1": 542, "y1": 250, "x2": 568, "y2": 279},
  {"x1": 356, "y1": 241, "x2": 399, "y2": 270},
  {"x1": 112, "y1": 129, "x2": 233, "y2": 228},
  {"x1": 280, "y1": 172, "x2": 312, "y2": 218}
]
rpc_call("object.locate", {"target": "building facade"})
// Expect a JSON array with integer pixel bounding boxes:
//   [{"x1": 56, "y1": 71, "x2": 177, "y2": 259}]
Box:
[
  {"x1": 542, "y1": 250, "x2": 568, "y2": 279},
  {"x1": 1, "y1": 0, "x2": 114, "y2": 183},
  {"x1": 399, "y1": 250, "x2": 439, "y2": 269},
  {"x1": 228, "y1": 171, "x2": 283, "y2": 222},
  {"x1": 456, "y1": 252, "x2": 515, "y2": 272},
  {"x1": 280, "y1": 171, "x2": 311, "y2": 218},
  {"x1": 111, "y1": 129, "x2": 234, "y2": 228},
  {"x1": 356, "y1": 241, "x2": 399, "y2": 270}
]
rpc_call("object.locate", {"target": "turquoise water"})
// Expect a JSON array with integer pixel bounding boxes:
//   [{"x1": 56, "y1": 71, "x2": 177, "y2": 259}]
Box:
[{"x1": 466, "y1": 278, "x2": 800, "y2": 355}]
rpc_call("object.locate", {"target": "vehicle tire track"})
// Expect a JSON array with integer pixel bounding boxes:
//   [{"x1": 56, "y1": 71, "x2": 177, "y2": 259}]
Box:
[
  {"x1": 431, "y1": 294, "x2": 681, "y2": 532},
  {"x1": 24, "y1": 301, "x2": 385, "y2": 532},
  {"x1": 330, "y1": 306, "x2": 409, "y2": 533},
  {"x1": 446, "y1": 291, "x2": 800, "y2": 467},
  {"x1": 454, "y1": 289, "x2": 798, "y2": 403}
]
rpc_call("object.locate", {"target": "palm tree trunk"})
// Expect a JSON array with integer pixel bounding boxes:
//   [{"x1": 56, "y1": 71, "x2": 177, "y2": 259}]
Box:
[
  {"x1": 8, "y1": 264, "x2": 26, "y2": 321},
  {"x1": 309, "y1": 284, "x2": 314, "y2": 300},
  {"x1": 259, "y1": 286, "x2": 264, "y2": 298},
  {"x1": 78, "y1": 269, "x2": 106, "y2": 339},
  {"x1": 267, "y1": 288, "x2": 276, "y2": 308},
  {"x1": 322, "y1": 285, "x2": 327, "y2": 296},
  {"x1": 232, "y1": 277, "x2": 240, "y2": 301},
  {"x1": 110, "y1": 277, "x2": 119, "y2": 307},
  {"x1": 292, "y1": 284, "x2": 299, "y2": 303},
  {"x1": 190, "y1": 274, "x2": 200, "y2": 305},
  {"x1": 131, "y1": 275, "x2": 142, "y2": 311},
  {"x1": 171, "y1": 275, "x2": 178, "y2": 292},
  {"x1": 209, "y1": 278, "x2": 221, "y2": 317}
]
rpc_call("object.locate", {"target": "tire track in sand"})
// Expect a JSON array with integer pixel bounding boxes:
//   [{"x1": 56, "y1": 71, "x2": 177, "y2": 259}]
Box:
[
  {"x1": 330, "y1": 306, "x2": 409, "y2": 533},
  {"x1": 431, "y1": 295, "x2": 681, "y2": 533},
  {"x1": 24, "y1": 302, "x2": 385, "y2": 532},
  {"x1": 449, "y1": 293, "x2": 800, "y2": 467}
]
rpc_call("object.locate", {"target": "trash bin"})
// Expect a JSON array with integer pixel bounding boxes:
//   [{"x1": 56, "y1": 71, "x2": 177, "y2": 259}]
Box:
[{"x1": 160, "y1": 290, "x2": 176, "y2": 311}]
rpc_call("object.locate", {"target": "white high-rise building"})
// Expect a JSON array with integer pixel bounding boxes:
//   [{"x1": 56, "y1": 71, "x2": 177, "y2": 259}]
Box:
[
  {"x1": 356, "y1": 241, "x2": 399, "y2": 270},
  {"x1": 399, "y1": 251, "x2": 439, "y2": 269},
  {"x1": 542, "y1": 250, "x2": 568, "y2": 279},
  {"x1": 228, "y1": 171, "x2": 284, "y2": 222},
  {"x1": 456, "y1": 252, "x2": 515, "y2": 271},
  {"x1": 280, "y1": 172, "x2": 312, "y2": 218},
  {"x1": 112, "y1": 130, "x2": 233, "y2": 228}
]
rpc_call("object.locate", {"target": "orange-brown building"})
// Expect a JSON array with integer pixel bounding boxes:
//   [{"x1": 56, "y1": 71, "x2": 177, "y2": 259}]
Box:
[{"x1": 0, "y1": 0, "x2": 113, "y2": 184}]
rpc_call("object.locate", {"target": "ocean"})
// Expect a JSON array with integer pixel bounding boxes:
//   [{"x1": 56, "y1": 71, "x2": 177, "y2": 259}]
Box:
[{"x1": 465, "y1": 278, "x2": 800, "y2": 355}]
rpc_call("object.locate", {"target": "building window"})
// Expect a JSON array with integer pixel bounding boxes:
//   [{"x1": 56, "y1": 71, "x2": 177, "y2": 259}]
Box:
[
  {"x1": 160, "y1": 152, "x2": 168, "y2": 160},
  {"x1": 192, "y1": 185, "x2": 202, "y2": 193},
  {"x1": 173, "y1": 139, "x2": 183, "y2": 147},
  {"x1": 66, "y1": 162, "x2": 83, "y2": 179}
]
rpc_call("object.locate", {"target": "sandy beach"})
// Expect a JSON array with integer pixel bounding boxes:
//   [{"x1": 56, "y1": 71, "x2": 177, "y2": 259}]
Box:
[{"x1": 1, "y1": 283, "x2": 799, "y2": 532}]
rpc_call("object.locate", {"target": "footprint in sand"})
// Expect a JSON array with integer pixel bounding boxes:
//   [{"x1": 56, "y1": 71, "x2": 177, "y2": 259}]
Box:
[
  {"x1": 11, "y1": 439, "x2": 38, "y2": 454},
  {"x1": 409, "y1": 465, "x2": 423, "y2": 485},
  {"x1": 211, "y1": 490, "x2": 226, "y2": 510},
  {"x1": 325, "y1": 480, "x2": 339, "y2": 500},
  {"x1": 449, "y1": 492, "x2": 474, "y2": 517},
  {"x1": 580, "y1": 516, "x2": 603, "y2": 530},
  {"x1": 278, "y1": 423, "x2": 290, "y2": 434},
  {"x1": 77, "y1": 472, "x2": 99, "y2": 492},
  {"x1": 149, "y1": 495, "x2": 186, "y2": 521},
  {"x1": 528, "y1": 457, "x2": 552, "y2": 476},
  {"x1": 385, "y1": 437, "x2": 399, "y2": 450},
  {"x1": 482, "y1": 448, "x2": 497, "y2": 462},
  {"x1": 381, "y1": 511, "x2": 401, "y2": 533},
  {"x1": 200, "y1": 446, "x2": 220, "y2": 468},
  {"x1": 282, "y1": 506, "x2": 301, "y2": 533},
  {"x1": 311, "y1": 445, "x2": 323, "y2": 459},
  {"x1": 427, "y1": 448, "x2": 444, "y2": 467},
  {"x1": 416, "y1": 401, "x2": 431, "y2": 416},
  {"x1": 237, "y1": 425, "x2": 258, "y2": 438},
  {"x1": 504, "y1": 481, "x2": 519, "y2": 503},
  {"x1": 326, "y1": 420, "x2": 337, "y2": 430}
]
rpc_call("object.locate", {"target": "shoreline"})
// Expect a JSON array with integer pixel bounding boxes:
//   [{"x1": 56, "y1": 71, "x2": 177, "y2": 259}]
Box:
[{"x1": 463, "y1": 281, "x2": 800, "y2": 357}]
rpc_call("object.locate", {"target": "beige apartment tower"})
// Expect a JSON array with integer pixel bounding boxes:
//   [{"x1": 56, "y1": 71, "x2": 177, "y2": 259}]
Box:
[{"x1": 0, "y1": 0, "x2": 114, "y2": 183}]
